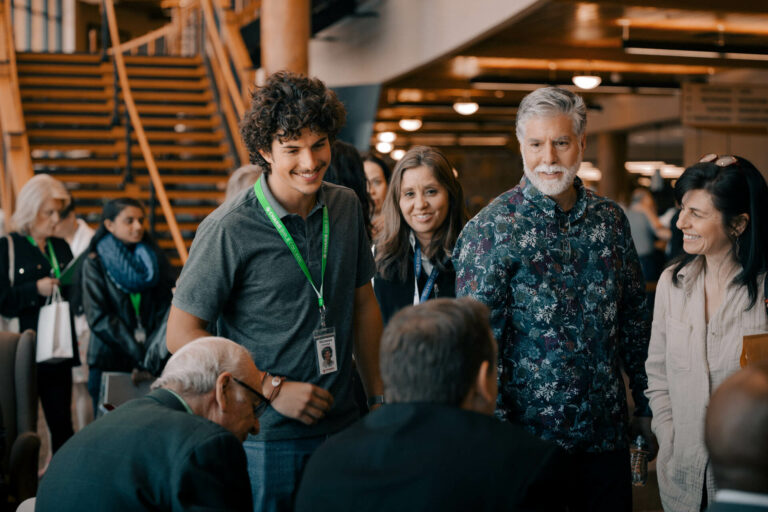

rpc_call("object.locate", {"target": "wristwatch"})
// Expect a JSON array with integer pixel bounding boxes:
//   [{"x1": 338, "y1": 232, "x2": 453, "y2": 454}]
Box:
[
  {"x1": 263, "y1": 373, "x2": 284, "y2": 401},
  {"x1": 367, "y1": 395, "x2": 385, "y2": 407}
]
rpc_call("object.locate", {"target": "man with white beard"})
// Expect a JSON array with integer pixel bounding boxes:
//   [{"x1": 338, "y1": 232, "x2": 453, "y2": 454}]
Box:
[{"x1": 453, "y1": 87, "x2": 654, "y2": 511}]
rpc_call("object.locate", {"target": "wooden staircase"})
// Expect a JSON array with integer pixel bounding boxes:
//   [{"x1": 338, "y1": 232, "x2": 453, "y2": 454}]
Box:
[{"x1": 18, "y1": 52, "x2": 233, "y2": 267}]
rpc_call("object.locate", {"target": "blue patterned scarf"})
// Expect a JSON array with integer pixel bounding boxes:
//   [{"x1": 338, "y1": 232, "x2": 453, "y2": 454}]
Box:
[{"x1": 96, "y1": 233, "x2": 159, "y2": 293}]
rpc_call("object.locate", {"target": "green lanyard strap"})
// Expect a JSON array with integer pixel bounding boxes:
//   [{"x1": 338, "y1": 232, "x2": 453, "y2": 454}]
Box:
[
  {"x1": 129, "y1": 293, "x2": 141, "y2": 319},
  {"x1": 254, "y1": 181, "x2": 329, "y2": 313},
  {"x1": 26, "y1": 236, "x2": 61, "y2": 278}
]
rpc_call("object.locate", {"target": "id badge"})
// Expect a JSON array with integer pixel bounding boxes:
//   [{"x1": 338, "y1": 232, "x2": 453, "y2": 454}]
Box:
[
  {"x1": 134, "y1": 325, "x2": 147, "y2": 344},
  {"x1": 314, "y1": 326, "x2": 337, "y2": 375}
]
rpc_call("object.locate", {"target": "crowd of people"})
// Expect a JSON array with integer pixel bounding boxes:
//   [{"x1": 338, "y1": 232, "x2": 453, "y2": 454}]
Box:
[{"x1": 1, "y1": 71, "x2": 767, "y2": 512}]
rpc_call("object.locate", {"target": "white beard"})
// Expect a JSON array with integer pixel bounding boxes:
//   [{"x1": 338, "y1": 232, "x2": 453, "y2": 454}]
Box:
[{"x1": 522, "y1": 158, "x2": 580, "y2": 198}]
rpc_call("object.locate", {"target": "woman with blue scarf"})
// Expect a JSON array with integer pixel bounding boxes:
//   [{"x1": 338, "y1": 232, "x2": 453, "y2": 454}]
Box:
[{"x1": 81, "y1": 198, "x2": 175, "y2": 414}]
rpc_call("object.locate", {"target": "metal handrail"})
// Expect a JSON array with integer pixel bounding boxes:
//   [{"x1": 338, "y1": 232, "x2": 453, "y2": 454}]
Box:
[{"x1": 102, "y1": 0, "x2": 189, "y2": 263}]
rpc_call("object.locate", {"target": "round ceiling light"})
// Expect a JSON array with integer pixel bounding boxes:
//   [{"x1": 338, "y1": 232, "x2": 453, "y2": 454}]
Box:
[
  {"x1": 391, "y1": 149, "x2": 406, "y2": 161},
  {"x1": 572, "y1": 74, "x2": 602, "y2": 90},
  {"x1": 453, "y1": 101, "x2": 479, "y2": 116},
  {"x1": 375, "y1": 141, "x2": 394, "y2": 154},
  {"x1": 377, "y1": 131, "x2": 396, "y2": 143},
  {"x1": 399, "y1": 118, "x2": 422, "y2": 132}
]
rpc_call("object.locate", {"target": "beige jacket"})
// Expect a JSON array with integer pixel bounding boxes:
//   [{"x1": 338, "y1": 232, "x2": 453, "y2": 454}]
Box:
[{"x1": 645, "y1": 258, "x2": 767, "y2": 512}]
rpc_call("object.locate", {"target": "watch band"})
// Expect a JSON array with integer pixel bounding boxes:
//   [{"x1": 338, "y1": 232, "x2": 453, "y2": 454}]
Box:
[
  {"x1": 262, "y1": 373, "x2": 284, "y2": 401},
  {"x1": 367, "y1": 395, "x2": 385, "y2": 407}
]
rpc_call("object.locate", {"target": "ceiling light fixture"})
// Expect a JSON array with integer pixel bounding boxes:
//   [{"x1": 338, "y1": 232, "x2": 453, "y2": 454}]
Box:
[
  {"x1": 391, "y1": 149, "x2": 406, "y2": 161},
  {"x1": 375, "y1": 141, "x2": 394, "y2": 154},
  {"x1": 452, "y1": 101, "x2": 479, "y2": 116},
  {"x1": 572, "y1": 74, "x2": 602, "y2": 90},
  {"x1": 399, "y1": 118, "x2": 422, "y2": 132},
  {"x1": 377, "y1": 131, "x2": 396, "y2": 143}
]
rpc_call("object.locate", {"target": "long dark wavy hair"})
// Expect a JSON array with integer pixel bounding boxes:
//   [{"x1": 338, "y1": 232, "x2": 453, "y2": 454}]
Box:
[
  {"x1": 375, "y1": 146, "x2": 468, "y2": 282},
  {"x1": 670, "y1": 156, "x2": 768, "y2": 308}
]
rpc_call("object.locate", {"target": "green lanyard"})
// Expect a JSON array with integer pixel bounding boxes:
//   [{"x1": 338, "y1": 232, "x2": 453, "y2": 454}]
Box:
[
  {"x1": 26, "y1": 236, "x2": 61, "y2": 278},
  {"x1": 129, "y1": 293, "x2": 141, "y2": 319},
  {"x1": 254, "y1": 180, "x2": 329, "y2": 321}
]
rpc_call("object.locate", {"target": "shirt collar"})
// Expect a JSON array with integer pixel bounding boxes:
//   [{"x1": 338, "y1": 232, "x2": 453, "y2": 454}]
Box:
[
  {"x1": 164, "y1": 389, "x2": 194, "y2": 414},
  {"x1": 258, "y1": 173, "x2": 326, "y2": 219},
  {"x1": 521, "y1": 175, "x2": 588, "y2": 221},
  {"x1": 716, "y1": 490, "x2": 768, "y2": 507}
]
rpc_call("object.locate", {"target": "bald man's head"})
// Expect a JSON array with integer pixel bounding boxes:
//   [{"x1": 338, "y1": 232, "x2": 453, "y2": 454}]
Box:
[{"x1": 705, "y1": 361, "x2": 768, "y2": 493}]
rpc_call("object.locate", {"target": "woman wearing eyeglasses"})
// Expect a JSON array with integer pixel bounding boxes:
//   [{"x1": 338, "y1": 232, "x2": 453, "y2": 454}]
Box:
[
  {"x1": 645, "y1": 154, "x2": 768, "y2": 511},
  {"x1": 373, "y1": 146, "x2": 467, "y2": 326}
]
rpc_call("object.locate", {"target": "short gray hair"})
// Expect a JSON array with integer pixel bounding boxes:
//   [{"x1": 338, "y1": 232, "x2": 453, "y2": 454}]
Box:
[
  {"x1": 515, "y1": 87, "x2": 587, "y2": 142},
  {"x1": 11, "y1": 174, "x2": 70, "y2": 234},
  {"x1": 152, "y1": 337, "x2": 252, "y2": 395},
  {"x1": 225, "y1": 164, "x2": 264, "y2": 201},
  {"x1": 380, "y1": 298, "x2": 495, "y2": 405}
]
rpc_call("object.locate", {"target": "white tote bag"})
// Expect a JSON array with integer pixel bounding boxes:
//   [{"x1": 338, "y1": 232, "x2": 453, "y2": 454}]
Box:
[
  {"x1": 1, "y1": 234, "x2": 20, "y2": 333},
  {"x1": 36, "y1": 286, "x2": 74, "y2": 363}
]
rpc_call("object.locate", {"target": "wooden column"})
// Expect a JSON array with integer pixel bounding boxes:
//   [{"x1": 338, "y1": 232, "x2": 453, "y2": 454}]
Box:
[
  {"x1": 597, "y1": 131, "x2": 629, "y2": 204},
  {"x1": 261, "y1": 0, "x2": 309, "y2": 75}
]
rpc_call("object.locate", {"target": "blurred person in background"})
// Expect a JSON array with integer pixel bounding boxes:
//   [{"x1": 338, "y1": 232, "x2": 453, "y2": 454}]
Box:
[
  {"x1": 625, "y1": 187, "x2": 671, "y2": 283},
  {"x1": 646, "y1": 154, "x2": 768, "y2": 511},
  {"x1": 54, "y1": 194, "x2": 95, "y2": 431},
  {"x1": 81, "y1": 198, "x2": 175, "y2": 415},
  {"x1": 374, "y1": 146, "x2": 467, "y2": 325},
  {"x1": 0, "y1": 174, "x2": 78, "y2": 453},
  {"x1": 363, "y1": 152, "x2": 391, "y2": 239},
  {"x1": 325, "y1": 140, "x2": 372, "y2": 238},
  {"x1": 225, "y1": 164, "x2": 264, "y2": 202}
]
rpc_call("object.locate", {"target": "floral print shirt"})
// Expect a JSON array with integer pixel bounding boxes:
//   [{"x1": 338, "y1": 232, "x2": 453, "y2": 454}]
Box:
[{"x1": 453, "y1": 177, "x2": 651, "y2": 453}]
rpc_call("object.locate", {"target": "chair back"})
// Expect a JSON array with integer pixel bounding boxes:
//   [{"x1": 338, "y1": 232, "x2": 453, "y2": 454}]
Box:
[{"x1": 0, "y1": 329, "x2": 37, "y2": 469}]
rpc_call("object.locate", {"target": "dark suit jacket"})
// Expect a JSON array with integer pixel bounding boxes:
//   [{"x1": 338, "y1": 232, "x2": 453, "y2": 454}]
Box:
[
  {"x1": 36, "y1": 389, "x2": 253, "y2": 512},
  {"x1": 295, "y1": 403, "x2": 565, "y2": 512}
]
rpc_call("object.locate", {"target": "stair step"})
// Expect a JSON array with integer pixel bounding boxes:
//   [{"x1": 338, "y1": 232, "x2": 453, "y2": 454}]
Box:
[
  {"x1": 19, "y1": 76, "x2": 109, "y2": 87},
  {"x1": 25, "y1": 114, "x2": 113, "y2": 126},
  {"x1": 76, "y1": 204, "x2": 217, "y2": 216},
  {"x1": 129, "y1": 78, "x2": 208, "y2": 90},
  {"x1": 17, "y1": 63, "x2": 110, "y2": 75},
  {"x1": 125, "y1": 66, "x2": 204, "y2": 78},
  {"x1": 17, "y1": 52, "x2": 102, "y2": 64},
  {"x1": 22, "y1": 102, "x2": 112, "y2": 113},
  {"x1": 21, "y1": 89, "x2": 110, "y2": 100},
  {"x1": 157, "y1": 238, "x2": 193, "y2": 249},
  {"x1": 31, "y1": 142, "x2": 227, "y2": 155},
  {"x1": 123, "y1": 55, "x2": 203, "y2": 66},
  {"x1": 70, "y1": 189, "x2": 223, "y2": 201},
  {"x1": 48, "y1": 174, "x2": 125, "y2": 185},
  {"x1": 28, "y1": 128, "x2": 223, "y2": 142},
  {"x1": 34, "y1": 157, "x2": 234, "y2": 171}
]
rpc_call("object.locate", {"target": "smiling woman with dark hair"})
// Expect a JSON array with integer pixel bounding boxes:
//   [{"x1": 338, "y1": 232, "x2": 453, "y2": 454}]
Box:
[{"x1": 646, "y1": 154, "x2": 768, "y2": 511}]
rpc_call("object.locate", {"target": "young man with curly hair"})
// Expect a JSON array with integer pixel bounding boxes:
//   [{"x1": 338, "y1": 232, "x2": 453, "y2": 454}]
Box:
[{"x1": 167, "y1": 71, "x2": 384, "y2": 512}]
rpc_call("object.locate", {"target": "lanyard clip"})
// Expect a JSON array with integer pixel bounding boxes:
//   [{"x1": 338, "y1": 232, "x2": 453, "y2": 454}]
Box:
[{"x1": 319, "y1": 304, "x2": 328, "y2": 328}]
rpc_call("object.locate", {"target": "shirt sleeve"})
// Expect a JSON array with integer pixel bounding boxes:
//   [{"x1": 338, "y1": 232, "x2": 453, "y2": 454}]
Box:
[
  {"x1": 616, "y1": 209, "x2": 652, "y2": 416},
  {"x1": 172, "y1": 217, "x2": 242, "y2": 323},
  {"x1": 645, "y1": 269, "x2": 674, "y2": 444}
]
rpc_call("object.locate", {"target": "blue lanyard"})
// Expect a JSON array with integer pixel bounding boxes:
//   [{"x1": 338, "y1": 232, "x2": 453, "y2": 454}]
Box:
[{"x1": 413, "y1": 245, "x2": 439, "y2": 304}]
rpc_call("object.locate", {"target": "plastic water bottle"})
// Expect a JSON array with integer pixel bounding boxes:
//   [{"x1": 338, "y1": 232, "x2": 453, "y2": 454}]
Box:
[{"x1": 630, "y1": 435, "x2": 649, "y2": 487}]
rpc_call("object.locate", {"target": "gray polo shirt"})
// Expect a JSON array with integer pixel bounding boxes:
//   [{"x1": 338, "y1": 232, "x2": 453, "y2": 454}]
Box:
[{"x1": 173, "y1": 174, "x2": 375, "y2": 440}]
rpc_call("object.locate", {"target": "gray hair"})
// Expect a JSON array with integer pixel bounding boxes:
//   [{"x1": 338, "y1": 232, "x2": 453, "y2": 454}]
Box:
[
  {"x1": 152, "y1": 337, "x2": 252, "y2": 395},
  {"x1": 380, "y1": 298, "x2": 495, "y2": 405},
  {"x1": 225, "y1": 164, "x2": 264, "y2": 201},
  {"x1": 515, "y1": 87, "x2": 587, "y2": 142},
  {"x1": 11, "y1": 174, "x2": 70, "y2": 234}
]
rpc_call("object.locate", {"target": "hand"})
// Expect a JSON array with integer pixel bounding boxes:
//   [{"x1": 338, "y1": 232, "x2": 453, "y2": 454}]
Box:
[
  {"x1": 629, "y1": 416, "x2": 659, "y2": 461},
  {"x1": 131, "y1": 368, "x2": 154, "y2": 385},
  {"x1": 270, "y1": 381, "x2": 334, "y2": 425},
  {"x1": 36, "y1": 277, "x2": 60, "y2": 296}
]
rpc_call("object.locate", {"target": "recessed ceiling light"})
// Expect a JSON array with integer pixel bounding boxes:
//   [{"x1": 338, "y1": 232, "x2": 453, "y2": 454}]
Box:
[
  {"x1": 572, "y1": 74, "x2": 602, "y2": 89},
  {"x1": 399, "y1": 118, "x2": 422, "y2": 131},
  {"x1": 391, "y1": 149, "x2": 406, "y2": 160},
  {"x1": 375, "y1": 141, "x2": 394, "y2": 154},
  {"x1": 453, "y1": 101, "x2": 479, "y2": 115},
  {"x1": 377, "y1": 131, "x2": 396, "y2": 143}
]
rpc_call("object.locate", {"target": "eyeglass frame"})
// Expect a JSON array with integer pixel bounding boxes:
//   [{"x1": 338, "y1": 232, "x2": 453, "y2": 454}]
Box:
[
  {"x1": 231, "y1": 376, "x2": 270, "y2": 418},
  {"x1": 699, "y1": 153, "x2": 738, "y2": 168}
]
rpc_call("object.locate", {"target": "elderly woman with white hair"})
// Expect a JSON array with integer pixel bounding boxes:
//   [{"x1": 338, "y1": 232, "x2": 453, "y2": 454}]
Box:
[{"x1": 0, "y1": 173, "x2": 78, "y2": 453}]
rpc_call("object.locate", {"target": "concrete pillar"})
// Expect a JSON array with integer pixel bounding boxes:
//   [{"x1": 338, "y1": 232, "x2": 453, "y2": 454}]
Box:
[
  {"x1": 597, "y1": 131, "x2": 629, "y2": 204},
  {"x1": 261, "y1": 0, "x2": 309, "y2": 76}
]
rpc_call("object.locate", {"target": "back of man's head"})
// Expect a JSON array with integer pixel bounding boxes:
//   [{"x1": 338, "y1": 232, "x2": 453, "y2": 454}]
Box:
[
  {"x1": 153, "y1": 336, "x2": 253, "y2": 396},
  {"x1": 380, "y1": 298, "x2": 496, "y2": 411},
  {"x1": 705, "y1": 361, "x2": 768, "y2": 494}
]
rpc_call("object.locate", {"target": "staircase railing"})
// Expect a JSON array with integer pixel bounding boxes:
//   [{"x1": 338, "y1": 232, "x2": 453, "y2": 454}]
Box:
[
  {"x1": 102, "y1": 0, "x2": 189, "y2": 263},
  {"x1": 0, "y1": 0, "x2": 33, "y2": 222}
]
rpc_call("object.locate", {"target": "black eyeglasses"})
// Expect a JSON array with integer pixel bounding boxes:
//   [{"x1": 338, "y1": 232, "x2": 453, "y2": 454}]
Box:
[
  {"x1": 699, "y1": 154, "x2": 738, "y2": 167},
  {"x1": 232, "y1": 377, "x2": 270, "y2": 418}
]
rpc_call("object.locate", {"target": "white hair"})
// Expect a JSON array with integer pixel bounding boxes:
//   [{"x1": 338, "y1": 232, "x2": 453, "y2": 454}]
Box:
[
  {"x1": 152, "y1": 337, "x2": 252, "y2": 395},
  {"x1": 515, "y1": 87, "x2": 587, "y2": 142},
  {"x1": 11, "y1": 174, "x2": 70, "y2": 234}
]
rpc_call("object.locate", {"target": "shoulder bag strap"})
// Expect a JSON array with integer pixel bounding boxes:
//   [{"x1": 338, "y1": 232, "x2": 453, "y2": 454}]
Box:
[{"x1": 6, "y1": 235, "x2": 13, "y2": 286}]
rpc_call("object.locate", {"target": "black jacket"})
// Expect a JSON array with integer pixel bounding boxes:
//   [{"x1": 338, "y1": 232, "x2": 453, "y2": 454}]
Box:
[
  {"x1": 0, "y1": 233, "x2": 79, "y2": 366},
  {"x1": 373, "y1": 247, "x2": 456, "y2": 326},
  {"x1": 81, "y1": 245, "x2": 174, "y2": 372}
]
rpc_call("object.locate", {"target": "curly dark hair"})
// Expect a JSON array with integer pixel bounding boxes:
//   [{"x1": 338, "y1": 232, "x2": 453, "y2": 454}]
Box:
[{"x1": 239, "y1": 71, "x2": 347, "y2": 174}]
